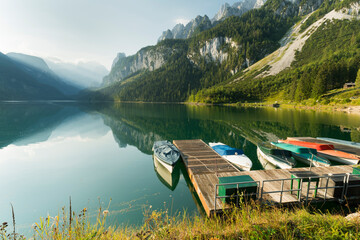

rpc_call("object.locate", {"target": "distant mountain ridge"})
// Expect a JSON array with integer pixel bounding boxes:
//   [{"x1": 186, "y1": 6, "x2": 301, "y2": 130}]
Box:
[
  {"x1": 0, "y1": 52, "x2": 108, "y2": 100},
  {"x1": 7, "y1": 52, "x2": 80, "y2": 95},
  {"x1": 45, "y1": 58, "x2": 109, "y2": 89},
  {"x1": 0, "y1": 52, "x2": 66, "y2": 100}
]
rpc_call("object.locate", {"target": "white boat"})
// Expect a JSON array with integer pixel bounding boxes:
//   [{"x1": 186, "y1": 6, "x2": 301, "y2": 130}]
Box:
[
  {"x1": 152, "y1": 140, "x2": 180, "y2": 173},
  {"x1": 209, "y1": 142, "x2": 252, "y2": 171},
  {"x1": 257, "y1": 143, "x2": 296, "y2": 169},
  {"x1": 317, "y1": 137, "x2": 360, "y2": 149}
]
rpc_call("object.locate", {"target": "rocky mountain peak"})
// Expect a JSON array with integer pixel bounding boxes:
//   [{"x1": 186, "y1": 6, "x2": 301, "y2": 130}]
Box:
[
  {"x1": 158, "y1": 15, "x2": 212, "y2": 42},
  {"x1": 111, "y1": 52, "x2": 126, "y2": 69},
  {"x1": 212, "y1": 0, "x2": 267, "y2": 22}
]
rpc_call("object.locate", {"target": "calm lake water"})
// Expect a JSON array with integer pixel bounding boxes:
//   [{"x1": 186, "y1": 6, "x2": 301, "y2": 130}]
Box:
[{"x1": 1, "y1": 102, "x2": 360, "y2": 235}]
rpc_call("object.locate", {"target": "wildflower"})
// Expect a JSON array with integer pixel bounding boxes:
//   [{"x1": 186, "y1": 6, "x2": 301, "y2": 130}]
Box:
[
  {"x1": 149, "y1": 205, "x2": 152, "y2": 209},
  {"x1": 103, "y1": 210, "x2": 109, "y2": 216}
]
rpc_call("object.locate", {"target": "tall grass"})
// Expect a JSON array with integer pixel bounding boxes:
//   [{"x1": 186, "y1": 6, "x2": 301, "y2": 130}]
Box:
[{"x1": 1, "y1": 200, "x2": 359, "y2": 239}]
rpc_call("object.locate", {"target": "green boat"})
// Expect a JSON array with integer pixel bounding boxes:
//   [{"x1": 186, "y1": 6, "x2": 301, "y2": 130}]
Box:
[
  {"x1": 257, "y1": 143, "x2": 296, "y2": 169},
  {"x1": 271, "y1": 142, "x2": 331, "y2": 167}
]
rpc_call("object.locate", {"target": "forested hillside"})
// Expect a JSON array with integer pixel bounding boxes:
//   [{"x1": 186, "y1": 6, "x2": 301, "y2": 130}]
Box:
[
  {"x1": 92, "y1": 0, "x2": 297, "y2": 102},
  {"x1": 92, "y1": 0, "x2": 360, "y2": 104}
]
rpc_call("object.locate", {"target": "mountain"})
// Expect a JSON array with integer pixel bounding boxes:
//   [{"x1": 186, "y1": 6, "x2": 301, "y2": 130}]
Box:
[
  {"x1": 94, "y1": 0, "x2": 360, "y2": 104},
  {"x1": 7, "y1": 53, "x2": 80, "y2": 95},
  {"x1": 0, "y1": 52, "x2": 67, "y2": 100},
  {"x1": 158, "y1": 0, "x2": 267, "y2": 42},
  {"x1": 193, "y1": 0, "x2": 360, "y2": 103},
  {"x1": 45, "y1": 58, "x2": 109, "y2": 89},
  {"x1": 158, "y1": 15, "x2": 212, "y2": 42},
  {"x1": 212, "y1": 0, "x2": 267, "y2": 22},
  {"x1": 102, "y1": 41, "x2": 183, "y2": 86}
]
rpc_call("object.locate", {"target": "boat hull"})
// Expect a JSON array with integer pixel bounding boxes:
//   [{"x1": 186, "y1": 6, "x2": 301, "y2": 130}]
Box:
[
  {"x1": 317, "y1": 152, "x2": 359, "y2": 165},
  {"x1": 223, "y1": 155, "x2": 252, "y2": 171},
  {"x1": 257, "y1": 147, "x2": 294, "y2": 169},
  {"x1": 154, "y1": 154, "x2": 174, "y2": 173},
  {"x1": 317, "y1": 137, "x2": 360, "y2": 149},
  {"x1": 209, "y1": 142, "x2": 252, "y2": 171}
]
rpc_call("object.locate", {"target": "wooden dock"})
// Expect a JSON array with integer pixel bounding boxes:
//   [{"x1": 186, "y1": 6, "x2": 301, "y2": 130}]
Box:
[{"x1": 174, "y1": 139, "x2": 356, "y2": 217}]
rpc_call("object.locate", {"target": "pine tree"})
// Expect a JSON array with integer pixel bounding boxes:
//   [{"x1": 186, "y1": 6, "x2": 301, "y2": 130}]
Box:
[{"x1": 356, "y1": 68, "x2": 360, "y2": 87}]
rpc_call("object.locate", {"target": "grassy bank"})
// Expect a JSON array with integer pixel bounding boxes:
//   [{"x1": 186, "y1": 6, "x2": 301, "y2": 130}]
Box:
[{"x1": 2, "y1": 201, "x2": 359, "y2": 239}]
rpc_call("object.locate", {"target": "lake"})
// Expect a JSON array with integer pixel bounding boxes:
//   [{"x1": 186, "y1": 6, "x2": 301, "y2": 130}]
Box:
[{"x1": 1, "y1": 102, "x2": 360, "y2": 235}]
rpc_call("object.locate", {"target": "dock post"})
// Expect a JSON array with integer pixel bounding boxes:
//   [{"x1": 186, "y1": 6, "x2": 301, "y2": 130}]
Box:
[
  {"x1": 306, "y1": 177, "x2": 311, "y2": 204},
  {"x1": 214, "y1": 185, "x2": 218, "y2": 214},
  {"x1": 340, "y1": 174, "x2": 349, "y2": 201},
  {"x1": 280, "y1": 180, "x2": 284, "y2": 204},
  {"x1": 342, "y1": 173, "x2": 351, "y2": 201},
  {"x1": 298, "y1": 179, "x2": 303, "y2": 202},
  {"x1": 324, "y1": 174, "x2": 331, "y2": 201}
]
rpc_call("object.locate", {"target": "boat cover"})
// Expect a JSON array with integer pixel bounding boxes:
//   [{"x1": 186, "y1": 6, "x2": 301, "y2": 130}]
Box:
[
  {"x1": 153, "y1": 140, "x2": 180, "y2": 166},
  {"x1": 212, "y1": 145, "x2": 244, "y2": 156}
]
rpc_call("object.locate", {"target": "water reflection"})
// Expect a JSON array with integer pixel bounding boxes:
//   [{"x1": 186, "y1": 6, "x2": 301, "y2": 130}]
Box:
[
  {"x1": 153, "y1": 157, "x2": 180, "y2": 191},
  {"x1": 0, "y1": 102, "x2": 360, "y2": 236}
]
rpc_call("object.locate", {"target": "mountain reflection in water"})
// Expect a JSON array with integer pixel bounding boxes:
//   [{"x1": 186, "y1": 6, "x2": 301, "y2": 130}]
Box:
[{"x1": 0, "y1": 102, "x2": 359, "y2": 236}]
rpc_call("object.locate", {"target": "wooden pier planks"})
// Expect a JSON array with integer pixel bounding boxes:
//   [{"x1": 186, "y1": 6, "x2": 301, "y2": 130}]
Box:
[
  {"x1": 174, "y1": 139, "x2": 355, "y2": 217},
  {"x1": 173, "y1": 139, "x2": 240, "y2": 216}
]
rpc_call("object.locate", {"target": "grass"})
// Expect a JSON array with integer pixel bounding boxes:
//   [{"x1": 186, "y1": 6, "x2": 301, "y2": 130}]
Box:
[{"x1": 1, "y1": 200, "x2": 360, "y2": 239}]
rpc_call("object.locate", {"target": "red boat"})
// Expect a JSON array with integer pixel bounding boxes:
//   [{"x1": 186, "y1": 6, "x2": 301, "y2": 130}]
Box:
[{"x1": 279, "y1": 139, "x2": 360, "y2": 165}]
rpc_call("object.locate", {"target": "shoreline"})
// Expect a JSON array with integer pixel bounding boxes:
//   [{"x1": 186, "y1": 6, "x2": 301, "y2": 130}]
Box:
[{"x1": 2, "y1": 99, "x2": 360, "y2": 115}]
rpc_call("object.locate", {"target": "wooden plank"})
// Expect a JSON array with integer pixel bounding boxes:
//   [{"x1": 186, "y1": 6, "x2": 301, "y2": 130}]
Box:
[{"x1": 173, "y1": 139, "x2": 241, "y2": 216}]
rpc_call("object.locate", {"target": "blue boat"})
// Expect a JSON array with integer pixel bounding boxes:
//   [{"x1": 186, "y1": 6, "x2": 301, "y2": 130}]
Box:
[{"x1": 209, "y1": 142, "x2": 252, "y2": 171}]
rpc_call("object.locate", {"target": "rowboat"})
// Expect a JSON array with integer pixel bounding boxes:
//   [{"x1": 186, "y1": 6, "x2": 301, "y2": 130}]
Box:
[
  {"x1": 257, "y1": 143, "x2": 296, "y2": 169},
  {"x1": 271, "y1": 142, "x2": 331, "y2": 167},
  {"x1": 280, "y1": 139, "x2": 360, "y2": 165},
  {"x1": 209, "y1": 142, "x2": 252, "y2": 171},
  {"x1": 152, "y1": 140, "x2": 180, "y2": 173},
  {"x1": 317, "y1": 137, "x2": 360, "y2": 149},
  {"x1": 153, "y1": 156, "x2": 180, "y2": 191}
]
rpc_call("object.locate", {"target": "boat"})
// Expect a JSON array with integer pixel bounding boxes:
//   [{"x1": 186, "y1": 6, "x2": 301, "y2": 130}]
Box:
[
  {"x1": 153, "y1": 156, "x2": 180, "y2": 191},
  {"x1": 257, "y1": 152, "x2": 277, "y2": 170},
  {"x1": 271, "y1": 142, "x2": 331, "y2": 167},
  {"x1": 280, "y1": 139, "x2": 360, "y2": 165},
  {"x1": 317, "y1": 137, "x2": 360, "y2": 149},
  {"x1": 209, "y1": 142, "x2": 252, "y2": 171},
  {"x1": 257, "y1": 143, "x2": 296, "y2": 169},
  {"x1": 152, "y1": 140, "x2": 180, "y2": 173}
]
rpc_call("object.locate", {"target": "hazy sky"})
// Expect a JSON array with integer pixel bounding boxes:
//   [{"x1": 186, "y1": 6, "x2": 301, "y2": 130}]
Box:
[{"x1": 0, "y1": 0, "x2": 240, "y2": 69}]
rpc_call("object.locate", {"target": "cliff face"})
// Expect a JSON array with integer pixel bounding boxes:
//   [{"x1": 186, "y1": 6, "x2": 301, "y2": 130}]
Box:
[
  {"x1": 188, "y1": 37, "x2": 239, "y2": 66},
  {"x1": 103, "y1": 45, "x2": 174, "y2": 86}
]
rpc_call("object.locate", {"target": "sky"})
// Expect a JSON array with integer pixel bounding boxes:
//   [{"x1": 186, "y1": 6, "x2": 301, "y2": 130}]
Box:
[{"x1": 0, "y1": 0, "x2": 241, "y2": 70}]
